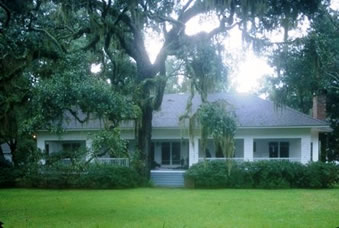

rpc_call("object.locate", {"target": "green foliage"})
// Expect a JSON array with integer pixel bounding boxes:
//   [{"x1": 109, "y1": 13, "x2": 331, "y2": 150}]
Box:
[
  {"x1": 21, "y1": 163, "x2": 143, "y2": 189},
  {"x1": 306, "y1": 161, "x2": 339, "y2": 188},
  {"x1": 0, "y1": 0, "x2": 327, "y2": 175},
  {"x1": 185, "y1": 160, "x2": 339, "y2": 189},
  {"x1": 197, "y1": 101, "x2": 237, "y2": 174},
  {"x1": 45, "y1": 147, "x2": 88, "y2": 171},
  {"x1": 0, "y1": 167, "x2": 21, "y2": 188},
  {"x1": 27, "y1": 68, "x2": 139, "y2": 132},
  {"x1": 183, "y1": 42, "x2": 228, "y2": 100},
  {"x1": 77, "y1": 164, "x2": 143, "y2": 189},
  {"x1": 91, "y1": 129, "x2": 128, "y2": 158},
  {"x1": 265, "y1": 9, "x2": 339, "y2": 161},
  {"x1": 15, "y1": 140, "x2": 145, "y2": 189},
  {"x1": 198, "y1": 101, "x2": 237, "y2": 141}
]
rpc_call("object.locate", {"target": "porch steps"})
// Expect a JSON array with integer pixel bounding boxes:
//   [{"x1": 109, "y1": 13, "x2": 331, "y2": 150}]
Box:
[{"x1": 150, "y1": 170, "x2": 185, "y2": 187}]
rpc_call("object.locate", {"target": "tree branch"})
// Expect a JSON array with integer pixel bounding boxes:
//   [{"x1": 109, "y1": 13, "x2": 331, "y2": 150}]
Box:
[
  {"x1": 82, "y1": 34, "x2": 100, "y2": 51},
  {"x1": 67, "y1": 109, "x2": 90, "y2": 124},
  {"x1": 72, "y1": 27, "x2": 91, "y2": 40},
  {"x1": 180, "y1": 0, "x2": 194, "y2": 16},
  {"x1": 30, "y1": 27, "x2": 67, "y2": 53},
  {"x1": 115, "y1": 31, "x2": 137, "y2": 60},
  {"x1": 0, "y1": 1, "x2": 10, "y2": 28}
]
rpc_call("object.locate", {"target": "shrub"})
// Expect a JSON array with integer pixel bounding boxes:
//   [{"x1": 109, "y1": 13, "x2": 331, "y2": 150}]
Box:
[
  {"x1": 0, "y1": 157, "x2": 22, "y2": 188},
  {"x1": 185, "y1": 160, "x2": 339, "y2": 189},
  {"x1": 76, "y1": 164, "x2": 143, "y2": 189},
  {"x1": 20, "y1": 163, "x2": 78, "y2": 188},
  {"x1": 185, "y1": 161, "x2": 250, "y2": 188},
  {"x1": 305, "y1": 162, "x2": 339, "y2": 188},
  {"x1": 21, "y1": 163, "x2": 144, "y2": 189},
  {"x1": 0, "y1": 167, "x2": 21, "y2": 188}
]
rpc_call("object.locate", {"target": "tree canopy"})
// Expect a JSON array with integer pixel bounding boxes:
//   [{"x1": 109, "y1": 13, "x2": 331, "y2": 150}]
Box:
[{"x1": 264, "y1": 8, "x2": 339, "y2": 161}]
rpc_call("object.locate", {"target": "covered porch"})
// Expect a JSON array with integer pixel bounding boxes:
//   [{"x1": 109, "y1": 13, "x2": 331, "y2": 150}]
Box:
[
  {"x1": 149, "y1": 135, "x2": 315, "y2": 170},
  {"x1": 197, "y1": 138, "x2": 303, "y2": 163}
]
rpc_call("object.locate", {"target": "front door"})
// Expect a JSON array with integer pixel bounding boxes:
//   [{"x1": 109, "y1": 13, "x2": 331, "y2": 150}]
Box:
[{"x1": 161, "y1": 142, "x2": 181, "y2": 166}]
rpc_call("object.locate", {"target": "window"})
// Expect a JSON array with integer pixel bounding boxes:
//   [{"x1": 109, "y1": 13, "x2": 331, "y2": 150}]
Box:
[
  {"x1": 172, "y1": 142, "x2": 181, "y2": 165},
  {"x1": 269, "y1": 142, "x2": 278, "y2": 158},
  {"x1": 280, "y1": 142, "x2": 289, "y2": 158},
  {"x1": 269, "y1": 142, "x2": 289, "y2": 158},
  {"x1": 45, "y1": 144, "x2": 49, "y2": 154},
  {"x1": 62, "y1": 142, "x2": 82, "y2": 152},
  {"x1": 253, "y1": 142, "x2": 256, "y2": 153}
]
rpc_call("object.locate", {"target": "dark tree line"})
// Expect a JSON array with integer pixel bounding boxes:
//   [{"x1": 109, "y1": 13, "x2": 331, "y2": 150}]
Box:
[{"x1": 265, "y1": 8, "x2": 339, "y2": 161}]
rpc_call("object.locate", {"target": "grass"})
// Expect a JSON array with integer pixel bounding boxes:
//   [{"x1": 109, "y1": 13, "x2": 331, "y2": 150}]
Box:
[{"x1": 0, "y1": 188, "x2": 339, "y2": 228}]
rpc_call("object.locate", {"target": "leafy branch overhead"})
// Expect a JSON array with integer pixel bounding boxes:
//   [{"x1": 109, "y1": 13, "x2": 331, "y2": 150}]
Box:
[{"x1": 27, "y1": 73, "x2": 140, "y2": 132}]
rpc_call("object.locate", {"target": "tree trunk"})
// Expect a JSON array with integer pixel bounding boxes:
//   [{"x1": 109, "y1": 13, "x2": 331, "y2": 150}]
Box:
[
  {"x1": 0, "y1": 143, "x2": 5, "y2": 161},
  {"x1": 137, "y1": 102, "x2": 153, "y2": 179}
]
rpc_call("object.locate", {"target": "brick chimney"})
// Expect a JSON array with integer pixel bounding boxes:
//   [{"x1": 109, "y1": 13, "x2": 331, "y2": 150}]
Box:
[{"x1": 312, "y1": 94, "x2": 327, "y2": 120}]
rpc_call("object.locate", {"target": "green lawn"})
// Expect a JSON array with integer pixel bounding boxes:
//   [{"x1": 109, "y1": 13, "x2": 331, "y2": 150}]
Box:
[{"x1": 0, "y1": 188, "x2": 338, "y2": 228}]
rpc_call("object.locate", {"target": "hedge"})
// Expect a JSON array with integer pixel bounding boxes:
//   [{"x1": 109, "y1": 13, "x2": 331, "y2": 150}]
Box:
[
  {"x1": 18, "y1": 163, "x2": 145, "y2": 189},
  {"x1": 185, "y1": 160, "x2": 339, "y2": 189}
]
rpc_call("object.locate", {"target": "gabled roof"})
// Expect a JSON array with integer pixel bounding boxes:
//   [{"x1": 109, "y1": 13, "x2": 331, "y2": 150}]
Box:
[
  {"x1": 56, "y1": 93, "x2": 329, "y2": 130},
  {"x1": 152, "y1": 93, "x2": 329, "y2": 128}
]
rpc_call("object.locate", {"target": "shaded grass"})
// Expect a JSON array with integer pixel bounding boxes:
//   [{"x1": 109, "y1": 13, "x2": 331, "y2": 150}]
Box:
[{"x1": 0, "y1": 188, "x2": 339, "y2": 227}]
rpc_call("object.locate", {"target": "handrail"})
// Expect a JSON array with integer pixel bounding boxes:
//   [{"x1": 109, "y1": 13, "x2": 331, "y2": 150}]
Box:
[
  {"x1": 59, "y1": 158, "x2": 129, "y2": 167},
  {"x1": 198, "y1": 157, "x2": 301, "y2": 162},
  {"x1": 94, "y1": 158, "x2": 129, "y2": 167}
]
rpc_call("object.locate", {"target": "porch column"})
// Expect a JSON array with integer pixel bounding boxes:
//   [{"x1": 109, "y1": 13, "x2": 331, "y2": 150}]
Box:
[
  {"x1": 243, "y1": 137, "x2": 254, "y2": 161},
  {"x1": 301, "y1": 136, "x2": 311, "y2": 164},
  {"x1": 85, "y1": 139, "x2": 93, "y2": 161},
  {"x1": 36, "y1": 135, "x2": 47, "y2": 165},
  {"x1": 189, "y1": 137, "x2": 199, "y2": 167},
  {"x1": 36, "y1": 135, "x2": 45, "y2": 152},
  {"x1": 311, "y1": 132, "x2": 319, "y2": 162}
]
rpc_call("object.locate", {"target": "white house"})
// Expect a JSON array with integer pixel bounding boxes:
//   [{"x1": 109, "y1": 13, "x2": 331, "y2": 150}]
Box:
[{"x1": 36, "y1": 93, "x2": 331, "y2": 165}]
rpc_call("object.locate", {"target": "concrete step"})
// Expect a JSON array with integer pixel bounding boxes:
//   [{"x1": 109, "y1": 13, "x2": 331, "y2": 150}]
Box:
[{"x1": 151, "y1": 170, "x2": 185, "y2": 187}]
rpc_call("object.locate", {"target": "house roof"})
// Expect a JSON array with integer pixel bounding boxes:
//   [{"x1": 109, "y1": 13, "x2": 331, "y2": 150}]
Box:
[
  {"x1": 152, "y1": 93, "x2": 329, "y2": 128},
  {"x1": 59, "y1": 93, "x2": 329, "y2": 130}
]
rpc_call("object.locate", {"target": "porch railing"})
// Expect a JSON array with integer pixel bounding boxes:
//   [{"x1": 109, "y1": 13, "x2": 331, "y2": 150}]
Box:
[
  {"x1": 58, "y1": 158, "x2": 129, "y2": 167},
  {"x1": 198, "y1": 157, "x2": 301, "y2": 163},
  {"x1": 94, "y1": 158, "x2": 129, "y2": 167},
  {"x1": 198, "y1": 157, "x2": 244, "y2": 162},
  {"x1": 253, "y1": 157, "x2": 301, "y2": 162}
]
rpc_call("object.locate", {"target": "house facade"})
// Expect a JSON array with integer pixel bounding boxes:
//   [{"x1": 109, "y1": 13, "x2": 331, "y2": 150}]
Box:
[{"x1": 36, "y1": 93, "x2": 331, "y2": 168}]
